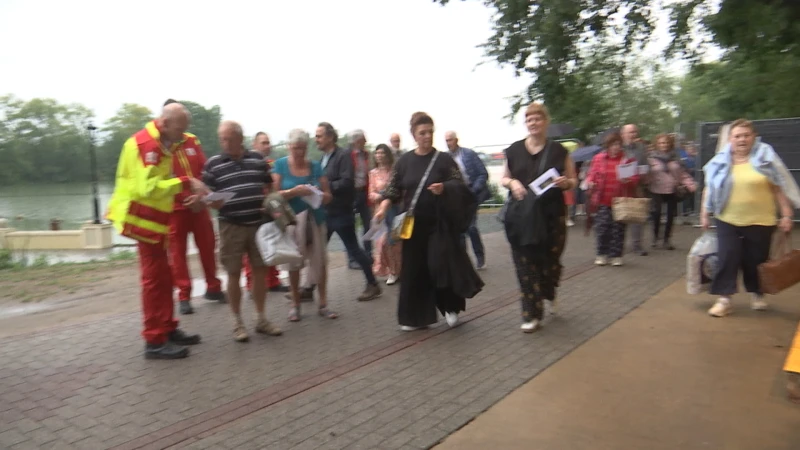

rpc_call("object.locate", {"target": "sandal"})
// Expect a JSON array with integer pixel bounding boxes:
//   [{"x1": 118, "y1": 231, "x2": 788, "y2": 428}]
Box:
[
  {"x1": 318, "y1": 306, "x2": 338, "y2": 319},
  {"x1": 288, "y1": 307, "x2": 301, "y2": 322}
]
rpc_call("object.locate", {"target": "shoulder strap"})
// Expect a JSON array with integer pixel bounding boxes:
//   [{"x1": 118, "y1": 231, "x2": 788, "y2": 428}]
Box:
[
  {"x1": 534, "y1": 140, "x2": 553, "y2": 180},
  {"x1": 408, "y1": 151, "x2": 440, "y2": 214}
]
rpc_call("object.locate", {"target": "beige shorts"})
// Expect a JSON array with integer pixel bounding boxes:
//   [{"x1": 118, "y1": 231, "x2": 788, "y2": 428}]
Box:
[{"x1": 219, "y1": 221, "x2": 264, "y2": 273}]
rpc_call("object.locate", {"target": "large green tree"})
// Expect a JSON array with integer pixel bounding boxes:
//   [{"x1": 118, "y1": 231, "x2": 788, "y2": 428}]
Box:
[
  {"x1": 435, "y1": 0, "x2": 800, "y2": 132},
  {"x1": 180, "y1": 100, "x2": 223, "y2": 156},
  {"x1": 97, "y1": 103, "x2": 153, "y2": 180}
]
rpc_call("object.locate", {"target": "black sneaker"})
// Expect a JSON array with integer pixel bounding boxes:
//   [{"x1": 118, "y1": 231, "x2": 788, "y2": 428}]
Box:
[
  {"x1": 269, "y1": 284, "x2": 290, "y2": 293},
  {"x1": 168, "y1": 329, "x2": 201, "y2": 346},
  {"x1": 204, "y1": 291, "x2": 226, "y2": 303},
  {"x1": 348, "y1": 261, "x2": 361, "y2": 270},
  {"x1": 178, "y1": 301, "x2": 194, "y2": 315},
  {"x1": 144, "y1": 341, "x2": 189, "y2": 360}
]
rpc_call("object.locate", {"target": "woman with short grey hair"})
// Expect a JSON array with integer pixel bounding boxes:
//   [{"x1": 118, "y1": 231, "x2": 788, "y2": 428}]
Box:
[{"x1": 272, "y1": 129, "x2": 337, "y2": 321}]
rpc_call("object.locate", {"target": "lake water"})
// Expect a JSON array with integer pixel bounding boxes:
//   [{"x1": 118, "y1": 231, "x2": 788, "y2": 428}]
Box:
[{"x1": 0, "y1": 168, "x2": 508, "y2": 250}]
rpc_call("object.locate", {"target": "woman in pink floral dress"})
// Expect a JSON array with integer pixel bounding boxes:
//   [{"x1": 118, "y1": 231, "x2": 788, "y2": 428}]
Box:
[{"x1": 369, "y1": 144, "x2": 402, "y2": 285}]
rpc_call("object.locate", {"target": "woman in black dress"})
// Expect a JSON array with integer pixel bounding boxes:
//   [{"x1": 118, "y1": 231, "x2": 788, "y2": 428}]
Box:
[
  {"x1": 374, "y1": 112, "x2": 482, "y2": 331},
  {"x1": 500, "y1": 103, "x2": 577, "y2": 333}
]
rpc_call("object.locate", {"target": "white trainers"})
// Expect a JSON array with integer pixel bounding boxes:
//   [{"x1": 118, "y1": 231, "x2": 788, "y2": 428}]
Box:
[
  {"x1": 520, "y1": 320, "x2": 540, "y2": 333},
  {"x1": 445, "y1": 312, "x2": 459, "y2": 327},
  {"x1": 751, "y1": 294, "x2": 768, "y2": 311},
  {"x1": 566, "y1": 219, "x2": 575, "y2": 227},
  {"x1": 400, "y1": 325, "x2": 424, "y2": 332},
  {"x1": 595, "y1": 256, "x2": 608, "y2": 266},
  {"x1": 550, "y1": 299, "x2": 558, "y2": 315},
  {"x1": 386, "y1": 275, "x2": 398, "y2": 286},
  {"x1": 611, "y1": 257, "x2": 623, "y2": 267},
  {"x1": 708, "y1": 298, "x2": 732, "y2": 317}
]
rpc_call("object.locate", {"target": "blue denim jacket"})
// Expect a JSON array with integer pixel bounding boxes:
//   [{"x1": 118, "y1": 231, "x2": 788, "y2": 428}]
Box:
[{"x1": 703, "y1": 139, "x2": 794, "y2": 215}]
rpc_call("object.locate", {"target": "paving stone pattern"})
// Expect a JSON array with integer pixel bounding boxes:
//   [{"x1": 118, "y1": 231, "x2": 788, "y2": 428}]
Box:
[{"x1": 0, "y1": 222, "x2": 698, "y2": 450}]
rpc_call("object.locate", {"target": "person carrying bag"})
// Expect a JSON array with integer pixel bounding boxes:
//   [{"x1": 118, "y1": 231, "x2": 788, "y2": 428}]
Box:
[{"x1": 392, "y1": 151, "x2": 439, "y2": 240}]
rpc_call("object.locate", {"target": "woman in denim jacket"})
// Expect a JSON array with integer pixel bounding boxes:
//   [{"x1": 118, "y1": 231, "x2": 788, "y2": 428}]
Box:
[{"x1": 701, "y1": 119, "x2": 800, "y2": 317}]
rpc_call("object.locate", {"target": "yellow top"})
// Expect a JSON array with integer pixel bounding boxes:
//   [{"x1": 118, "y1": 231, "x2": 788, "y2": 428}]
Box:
[{"x1": 718, "y1": 162, "x2": 777, "y2": 227}]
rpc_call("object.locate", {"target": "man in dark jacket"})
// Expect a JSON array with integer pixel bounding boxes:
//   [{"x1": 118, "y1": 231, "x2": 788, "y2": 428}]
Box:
[
  {"x1": 315, "y1": 122, "x2": 381, "y2": 301},
  {"x1": 445, "y1": 131, "x2": 490, "y2": 269}
]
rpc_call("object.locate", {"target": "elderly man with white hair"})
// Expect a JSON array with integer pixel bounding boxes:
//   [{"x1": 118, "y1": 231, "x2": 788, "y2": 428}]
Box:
[
  {"x1": 105, "y1": 103, "x2": 209, "y2": 359},
  {"x1": 203, "y1": 120, "x2": 283, "y2": 343},
  {"x1": 347, "y1": 129, "x2": 374, "y2": 270}
]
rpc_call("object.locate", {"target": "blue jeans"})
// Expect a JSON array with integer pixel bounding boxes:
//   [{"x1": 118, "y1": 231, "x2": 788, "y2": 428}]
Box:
[
  {"x1": 327, "y1": 213, "x2": 377, "y2": 285},
  {"x1": 348, "y1": 190, "x2": 373, "y2": 265},
  {"x1": 459, "y1": 208, "x2": 485, "y2": 264}
]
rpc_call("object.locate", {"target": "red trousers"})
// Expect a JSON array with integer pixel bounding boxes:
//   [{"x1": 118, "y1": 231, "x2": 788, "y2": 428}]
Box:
[
  {"x1": 243, "y1": 255, "x2": 281, "y2": 290},
  {"x1": 138, "y1": 241, "x2": 178, "y2": 344},
  {"x1": 168, "y1": 209, "x2": 222, "y2": 301}
]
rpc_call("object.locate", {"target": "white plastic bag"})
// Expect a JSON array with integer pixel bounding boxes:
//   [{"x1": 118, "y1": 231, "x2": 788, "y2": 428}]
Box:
[
  {"x1": 686, "y1": 230, "x2": 718, "y2": 295},
  {"x1": 255, "y1": 222, "x2": 303, "y2": 267}
]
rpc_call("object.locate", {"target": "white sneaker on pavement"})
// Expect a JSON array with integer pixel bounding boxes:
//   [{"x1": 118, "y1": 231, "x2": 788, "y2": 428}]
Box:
[
  {"x1": 750, "y1": 294, "x2": 768, "y2": 311},
  {"x1": 611, "y1": 257, "x2": 623, "y2": 267},
  {"x1": 520, "y1": 320, "x2": 540, "y2": 333},
  {"x1": 708, "y1": 297, "x2": 732, "y2": 317},
  {"x1": 386, "y1": 275, "x2": 398, "y2": 286},
  {"x1": 445, "y1": 312, "x2": 459, "y2": 327},
  {"x1": 595, "y1": 256, "x2": 608, "y2": 266}
]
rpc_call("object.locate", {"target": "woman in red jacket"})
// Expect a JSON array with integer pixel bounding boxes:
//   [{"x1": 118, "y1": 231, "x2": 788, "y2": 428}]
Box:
[{"x1": 585, "y1": 131, "x2": 640, "y2": 267}]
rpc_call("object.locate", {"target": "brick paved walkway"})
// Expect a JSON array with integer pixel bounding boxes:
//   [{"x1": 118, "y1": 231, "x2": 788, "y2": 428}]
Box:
[{"x1": 0, "y1": 221, "x2": 697, "y2": 450}]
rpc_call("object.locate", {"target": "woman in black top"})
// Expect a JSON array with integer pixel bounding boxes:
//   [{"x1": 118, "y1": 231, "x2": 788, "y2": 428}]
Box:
[
  {"x1": 374, "y1": 112, "x2": 483, "y2": 331},
  {"x1": 500, "y1": 103, "x2": 578, "y2": 333}
]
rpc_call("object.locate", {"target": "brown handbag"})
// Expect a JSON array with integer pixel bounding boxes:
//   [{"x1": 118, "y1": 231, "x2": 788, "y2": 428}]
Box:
[{"x1": 758, "y1": 232, "x2": 800, "y2": 295}]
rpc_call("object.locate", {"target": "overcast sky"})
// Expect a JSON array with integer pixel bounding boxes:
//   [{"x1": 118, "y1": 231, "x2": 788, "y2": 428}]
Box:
[{"x1": 0, "y1": 0, "x2": 690, "y2": 152}]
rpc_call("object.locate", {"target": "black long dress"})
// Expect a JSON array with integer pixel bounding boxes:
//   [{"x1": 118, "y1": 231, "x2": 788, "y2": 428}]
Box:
[{"x1": 383, "y1": 149, "x2": 474, "y2": 327}]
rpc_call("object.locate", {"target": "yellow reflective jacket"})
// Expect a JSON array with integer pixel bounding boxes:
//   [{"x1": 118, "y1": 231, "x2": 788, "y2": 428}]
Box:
[{"x1": 105, "y1": 121, "x2": 191, "y2": 244}]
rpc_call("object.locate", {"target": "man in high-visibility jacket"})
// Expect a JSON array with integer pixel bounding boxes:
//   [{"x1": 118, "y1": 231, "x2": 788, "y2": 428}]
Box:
[
  {"x1": 242, "y1": 132, "x2": 288, "y2": 293},
  {"x1": 163, "y1": 100, "x2": 225, "y2": 315},
  {"x1": 106, "y1": 103, "x2": 208, "y2": 360}
]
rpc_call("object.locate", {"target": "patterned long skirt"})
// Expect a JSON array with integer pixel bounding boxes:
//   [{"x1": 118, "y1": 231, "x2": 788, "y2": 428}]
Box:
[
  {"x1": 595, "y1": 206, "x2": 626, "y2": 257},
  {"x1": 511, "y1": 215, "x2": 567, "y2": 322}
]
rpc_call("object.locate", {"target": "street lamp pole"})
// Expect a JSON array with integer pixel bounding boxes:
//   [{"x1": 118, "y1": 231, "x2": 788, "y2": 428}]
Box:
[{"x1": 87, "y1": 123, "x2": 101, "y2": 224}]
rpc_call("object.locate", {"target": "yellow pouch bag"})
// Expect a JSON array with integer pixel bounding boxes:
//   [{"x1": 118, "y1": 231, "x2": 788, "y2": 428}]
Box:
[{"x1": 391, "y1": 151, "x2": 439, "y2": 240}]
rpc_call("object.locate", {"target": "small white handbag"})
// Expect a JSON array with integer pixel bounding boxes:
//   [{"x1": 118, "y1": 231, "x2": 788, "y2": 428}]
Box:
[{"x1": 255, "y1": 222, "x2": 303, "y2": 267}]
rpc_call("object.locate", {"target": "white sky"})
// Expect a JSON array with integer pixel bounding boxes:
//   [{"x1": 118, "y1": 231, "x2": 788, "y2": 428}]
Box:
[{"x1": 0, "y1": 0, "x2": 693, "y2": 152}]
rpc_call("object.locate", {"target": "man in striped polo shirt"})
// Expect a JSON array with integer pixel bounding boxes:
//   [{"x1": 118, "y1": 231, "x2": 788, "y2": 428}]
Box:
[{"x1": 203, "y1": 121, "x2": 283, "y2": 343}]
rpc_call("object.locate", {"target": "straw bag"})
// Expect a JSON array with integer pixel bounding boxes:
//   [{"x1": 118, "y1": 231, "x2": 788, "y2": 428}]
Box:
[
  {"x1": 758, "y1": 232, "x2": 800, "y2": 295},
  {"x1": 611, "y1": 197, "x2": 650, "y2": 224}
]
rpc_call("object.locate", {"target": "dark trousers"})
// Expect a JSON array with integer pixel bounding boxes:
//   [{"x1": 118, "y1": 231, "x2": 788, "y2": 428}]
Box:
[
  {"x1": 459, "y1": 209, "x2": 485, "y2": 263},
  {"x1": 595, "y1": 206, "x2": 626, "y2": 257},
  {"x1": 348, "y1": 190, "x2": 373, "y2": 265},
  {"x1": 652, "y1": 193, "x2": 678, "y2": 243},
  {"x1": 327, "y1": 214, "x2": 377, "y2": 286},
  {"x1": 711, "y1": 219, "x2": 775, "y2": 296}
]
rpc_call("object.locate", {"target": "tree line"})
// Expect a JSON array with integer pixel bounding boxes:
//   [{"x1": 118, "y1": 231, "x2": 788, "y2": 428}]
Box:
[{"x1": 0, "y1": 96, "x2": 350, "y2": 186}]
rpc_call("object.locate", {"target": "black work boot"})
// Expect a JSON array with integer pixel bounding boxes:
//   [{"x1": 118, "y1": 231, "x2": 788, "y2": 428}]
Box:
[
  {"x1": 168, "y1": 329, "x2": 201, "y2": 346},
  {"x1": 204, "y1": 291, "x2": 227, "y2": 303},
  {"x1": 144, "y1": 341, "x2": 189, "y2": 360},
  {"x1": 179, "y1": 301, "x2": 194, "y2": 315}
]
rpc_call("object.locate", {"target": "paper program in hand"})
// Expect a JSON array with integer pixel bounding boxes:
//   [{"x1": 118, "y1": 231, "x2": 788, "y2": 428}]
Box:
[
  {"x1": 203, "y1": 191, "x2": 236, "y2": 204},
  {"x1": 530, "y1": 168, "x2": 560, "y2": 196},
  {"x1": 362, "y1": 218, "x2": 388, "y2": 241},
  {"x1": 301, "y1": 185, "x2": 324, "y2": 209},
  {"x1": 617, "y1": 162, "x2": 637, "y2": 179}
]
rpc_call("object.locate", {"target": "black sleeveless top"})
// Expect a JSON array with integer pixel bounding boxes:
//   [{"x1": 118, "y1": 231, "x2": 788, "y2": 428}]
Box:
[{"x1": 504, "y1": 139, "x2": 569, "y2": 186}]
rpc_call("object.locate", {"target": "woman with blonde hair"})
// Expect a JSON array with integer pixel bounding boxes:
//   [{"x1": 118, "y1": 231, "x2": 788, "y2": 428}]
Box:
[
  {"x1": 702, "y1": 119, "x2": 800, "y2": 317},
  {"x1": 500, "y1": 103, "x2": 577, "y2": 332}
]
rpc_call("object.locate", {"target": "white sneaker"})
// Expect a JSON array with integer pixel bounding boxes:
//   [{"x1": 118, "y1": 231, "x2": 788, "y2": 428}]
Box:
[
  {"x1": 708, "y1": 298, "x2": 732, "y2": 317},
  {"x1": 550, "y1": 299, "x2": 558, "y2": 315},
  {"x1": 386, "y1": 275, "x2": 398, "y2": 286},
  {"x1": 400, "y1": 325, "x2": 424, "y2": 332},
  {"x1": 751, "y1": 294, "x2": 768, "y2": 311},
  {"x1": 595, "y1": 256, "x2": 608, "y2": 266},
  {"x1": 520, "y1": 320, "x2": 540, "y2": 333},
  {"x1": 611, "y1": 257, "x2": 623, "y2": 267},
  {"x1": 566, "y1": 219, "x2": 575, "y2": 227},
  {"x1": 445, "y1": 312, "x2": 459, "y2": 327}
]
